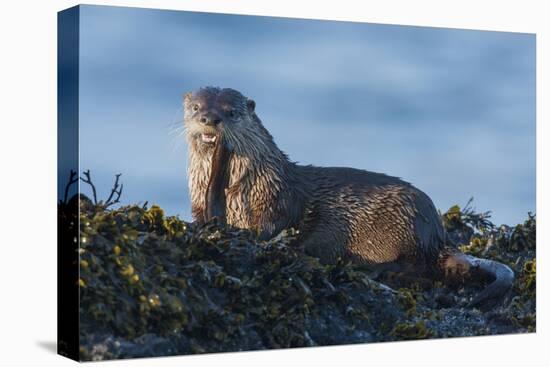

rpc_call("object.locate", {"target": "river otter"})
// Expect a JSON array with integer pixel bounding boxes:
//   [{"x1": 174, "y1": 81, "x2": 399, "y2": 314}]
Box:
[{"x1": 183, "y1": 86, "x2": 514, "y2": 306}]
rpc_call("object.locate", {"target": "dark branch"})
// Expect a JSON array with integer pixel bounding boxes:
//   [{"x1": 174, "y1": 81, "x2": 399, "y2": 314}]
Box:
[
  {"x1": 104, "y1": 174, "x2": 123, "y2": 208},
  {"x1": 80, "y1": 170, "x2": 98, "y2": 205},
  {"x1": 78, "y1": 170, "x2": 123, "y2": 209},
  {"x1": 63, "y1": 169, "x2": 79, "y2": 204}
]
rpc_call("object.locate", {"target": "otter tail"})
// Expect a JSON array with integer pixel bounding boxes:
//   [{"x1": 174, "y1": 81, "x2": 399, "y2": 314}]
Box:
[
  {"x1": 464, "y1": 254, "x2": 515, "y2": 306},
  {"x1": 439, "y1": 248, "x2": 514, "y2": 307}
]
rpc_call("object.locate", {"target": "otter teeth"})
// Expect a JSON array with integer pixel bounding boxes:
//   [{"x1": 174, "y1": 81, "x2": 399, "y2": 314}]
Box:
[{"x1": 201, "y1": 133, "x2": 217, "y2": 143}]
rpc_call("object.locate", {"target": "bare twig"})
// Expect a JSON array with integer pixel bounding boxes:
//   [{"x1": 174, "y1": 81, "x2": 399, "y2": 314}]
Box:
[
  {"x1": 63, "y1": 169, "x2": 79, "y2": 204},
  {"x1": 78, "y1": 170, "x2": 124, "y2": 209},
  {"x1": 80, "y1": 170, "x2": 98, "y2": 205},
  {"x1": 104, "y1": 173, "x2": 121, "y2": 205},
  {"x1": 104, "y1": 174, "x2": 123, "y2": 208}
]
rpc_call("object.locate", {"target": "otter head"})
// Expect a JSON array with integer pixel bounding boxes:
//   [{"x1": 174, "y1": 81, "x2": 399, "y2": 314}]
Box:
[
  {"x1": 183, "y1": 87, "x2": 257, "y2": 154},
  {"x1": 184, "y1": 87, "x2": 291, "y2": 225}
]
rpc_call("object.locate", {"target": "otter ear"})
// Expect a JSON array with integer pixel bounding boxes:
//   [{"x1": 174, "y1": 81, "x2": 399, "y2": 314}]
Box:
[
  {"x1": 183, "y1": 92, "x2": 192, "y2": 105},
  {"x1": 247, "y1": 99, "x2": 256, "y2": 113}
]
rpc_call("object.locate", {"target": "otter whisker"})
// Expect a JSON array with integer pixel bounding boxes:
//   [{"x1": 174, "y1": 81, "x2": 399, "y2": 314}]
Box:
[
  {"x1": 169, "y1": 129, "x2": 189, "y2": 153},
  {"x1": 168, "y1": 125, "x2": 186, "y2": 136}
]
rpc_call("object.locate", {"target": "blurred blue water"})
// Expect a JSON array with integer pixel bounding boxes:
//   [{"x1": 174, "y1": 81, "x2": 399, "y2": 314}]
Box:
[{"x1": 77, "y1": 5, "x2": 535, "y2": 226}]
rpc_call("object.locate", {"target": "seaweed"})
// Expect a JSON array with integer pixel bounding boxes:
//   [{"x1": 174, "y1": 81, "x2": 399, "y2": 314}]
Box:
[
  {"x1": 61, "y1": 181, "x2": 535, "y2": 361},
  {"x1": 76, "y1": 201, "x2": 407, "y2": 360},
  {"x1": 390, "y1": 321, "x2": 433, "y2": 340}
]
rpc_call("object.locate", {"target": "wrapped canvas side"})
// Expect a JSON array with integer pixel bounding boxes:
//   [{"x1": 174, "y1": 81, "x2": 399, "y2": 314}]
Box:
[{"x1": 57, "y1": 5, "x2": 80, "y2": 362}]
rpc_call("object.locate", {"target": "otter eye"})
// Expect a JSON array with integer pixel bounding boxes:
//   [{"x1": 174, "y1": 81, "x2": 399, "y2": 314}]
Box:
[
  {"x1": 192, "y1": 104, "x2": 199, "y2": 112},
  {"x1": 227, "y1": 109, "x2": 237, "y2": 118}
]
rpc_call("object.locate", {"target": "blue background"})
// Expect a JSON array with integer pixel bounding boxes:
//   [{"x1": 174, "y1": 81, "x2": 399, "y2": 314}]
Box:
[{"x1": 77, "y1": 5, "x2": 535, "y2": 225}]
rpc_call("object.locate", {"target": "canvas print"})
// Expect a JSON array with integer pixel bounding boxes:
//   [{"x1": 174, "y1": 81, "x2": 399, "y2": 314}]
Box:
[{"x1": 57, "y1": 4, "x2": 536, "y2": 362}]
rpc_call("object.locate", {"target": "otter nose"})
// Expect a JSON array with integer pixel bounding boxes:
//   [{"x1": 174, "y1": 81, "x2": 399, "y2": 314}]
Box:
[{"x1": 199, "y1": 114, "x2": 222, "y2": 126}]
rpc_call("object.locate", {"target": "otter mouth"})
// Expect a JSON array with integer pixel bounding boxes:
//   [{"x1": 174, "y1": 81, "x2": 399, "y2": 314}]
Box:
[{"x1": 201, "y1": 133, "x2": 218, "y2": 144}]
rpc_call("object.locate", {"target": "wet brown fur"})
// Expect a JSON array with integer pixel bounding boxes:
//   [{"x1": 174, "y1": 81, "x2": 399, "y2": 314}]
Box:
[{"x1": 184, "y1": 87, "x2": 514, "y2": 305}]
